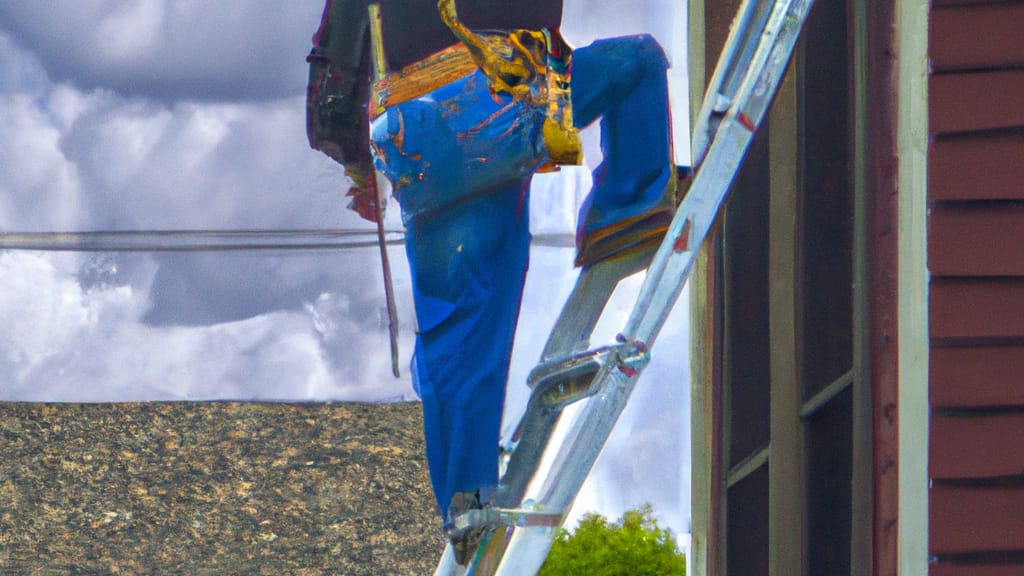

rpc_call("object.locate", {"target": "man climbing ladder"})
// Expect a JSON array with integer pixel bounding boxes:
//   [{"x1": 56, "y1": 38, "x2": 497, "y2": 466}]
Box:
[{"x1": 306, "y1": 0, "x2": 682, "y2": 566}]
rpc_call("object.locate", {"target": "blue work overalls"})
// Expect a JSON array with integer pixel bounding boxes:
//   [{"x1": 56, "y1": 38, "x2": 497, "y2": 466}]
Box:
[{"x1": 370, "y1": 34, "x2": 675, "y2": 517}]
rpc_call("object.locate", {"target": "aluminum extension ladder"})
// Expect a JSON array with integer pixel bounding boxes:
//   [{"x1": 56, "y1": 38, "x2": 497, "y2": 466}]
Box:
[{"x1": 435, "y1": 0, "x2": 816, "y2": 573}]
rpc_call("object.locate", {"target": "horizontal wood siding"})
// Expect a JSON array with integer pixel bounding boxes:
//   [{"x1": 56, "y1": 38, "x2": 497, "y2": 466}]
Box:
[
  {"x1": 931, "y1": 345, "x2": 1024, "y2": 408},
  {"x1": 930, "y1": 69, "x2": 1024, "y2": 134},
  {"x1": 931, "y1": 483, "x2": 1024, "y2": 555},
  {"x1": 930, "y1": 3, "x2": 1024, "y2": 71},
  {"x1": 932, "y1": 563, "x2": 1024, "y2": 576},
  {"x1": 933, "y1": 0, "x2": 1018, "y2": 5},
  {"x1": 930, "y1": 278, "x2": 1024, "y2": 339},
  {"x1": 928, "y1": 204, "x2": 1024, "y2": 276},
  {"x1": 928, "y1": 0, "x2": 1024, "y2": 569},
  {"x1": 929, "y1": 129, "x2": 1024, "y2": 202},
  {"x1": 930, "y1": 412, "x2": 1024, "y2": 478}
]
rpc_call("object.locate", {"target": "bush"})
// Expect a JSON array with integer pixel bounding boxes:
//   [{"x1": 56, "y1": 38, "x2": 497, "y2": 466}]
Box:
[{"x1": 538, "y1": 504, "x2": 686, "y2": 576}]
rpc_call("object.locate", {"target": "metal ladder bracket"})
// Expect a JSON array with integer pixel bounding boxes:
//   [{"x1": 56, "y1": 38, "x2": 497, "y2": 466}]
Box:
[
  {"x1": 447, "y1": 506, "x2": 564, "y2": 538},
  {"x1": 527, "y1": 340, "x2": 650, "y2": 409}
]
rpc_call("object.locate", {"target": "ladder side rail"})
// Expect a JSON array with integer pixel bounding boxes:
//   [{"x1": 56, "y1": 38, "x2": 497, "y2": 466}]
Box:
[
  {"x1": 494, "y1": 401, "x2": 560, "y2": 507},
  {"x1": 519, "y1": 0, "x2": 816, "y2": 512},
  {"x1": 487, "y1": 366, "x2": 643, "y2": 576},
  {"x1": 692, "y1": 0, "x2": 790, "y2": 170}
]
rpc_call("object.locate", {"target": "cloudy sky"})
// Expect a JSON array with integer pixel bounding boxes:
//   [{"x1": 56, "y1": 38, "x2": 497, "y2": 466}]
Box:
[{"x1": 0, "y1": 0, "x2": 690, "y2": 542}]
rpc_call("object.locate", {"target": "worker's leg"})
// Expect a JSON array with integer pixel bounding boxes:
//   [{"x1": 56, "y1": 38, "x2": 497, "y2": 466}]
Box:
[
  {"x1": 405, "y1": 185, "x2": 531, "y2": 517},
  {"x1": 370, "y1": 70, "x2": 544, "y2": 517},
  {"x1": 570, "y1": 34, "x2": 678, "y2": 266}
]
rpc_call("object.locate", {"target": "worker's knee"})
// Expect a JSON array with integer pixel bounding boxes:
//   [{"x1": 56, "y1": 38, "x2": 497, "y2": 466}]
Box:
[
  {"x1": 597, "y1": 33, "x2": 669, "y2": 78},
  {"x1": 626, "y1": 33, "x2": 669, "y2": 72}
]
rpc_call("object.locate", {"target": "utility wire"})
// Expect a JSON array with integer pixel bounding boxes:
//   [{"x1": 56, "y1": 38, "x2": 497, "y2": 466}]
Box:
[
  {"x1": 0, "y1": 229, "x2": 405, "y2": 252},
  {"x1": 0, "y1": 229, "x2": 576, "y2": 252}
]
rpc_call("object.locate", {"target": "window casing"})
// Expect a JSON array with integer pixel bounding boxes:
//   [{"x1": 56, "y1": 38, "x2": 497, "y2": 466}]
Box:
[{"x1": 702, "y1": 1, "x2": 867, "y2": 574}]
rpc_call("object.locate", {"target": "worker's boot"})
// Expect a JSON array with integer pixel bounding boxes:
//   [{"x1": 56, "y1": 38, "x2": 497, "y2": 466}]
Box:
[
  {"x1": 575, "y1": 166, "x2": 693, "y2": 268},
  {"x1": 446, "y1": 490, "x2": 487, "y2": 566}
]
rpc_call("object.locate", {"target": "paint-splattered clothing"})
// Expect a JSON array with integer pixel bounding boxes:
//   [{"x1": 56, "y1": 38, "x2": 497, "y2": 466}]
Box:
[{"x1": 307, "y1": 0, "x2": 675, "y2": 518}]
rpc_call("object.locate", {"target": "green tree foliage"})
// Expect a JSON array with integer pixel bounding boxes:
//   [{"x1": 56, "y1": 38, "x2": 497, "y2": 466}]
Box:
[{"x1": 538, "y1": 504, "x2": 686, "y2": 576}]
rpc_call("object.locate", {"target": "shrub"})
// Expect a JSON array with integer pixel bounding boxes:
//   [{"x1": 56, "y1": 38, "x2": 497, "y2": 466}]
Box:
[{"x1": 538, "y1": 504, "x2": 686, "y2": 576}]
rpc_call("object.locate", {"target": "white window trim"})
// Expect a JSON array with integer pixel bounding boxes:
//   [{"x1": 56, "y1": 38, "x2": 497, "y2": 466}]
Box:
[{"x1": 897, "y1": 0, "x2": 930, "y2": 574}]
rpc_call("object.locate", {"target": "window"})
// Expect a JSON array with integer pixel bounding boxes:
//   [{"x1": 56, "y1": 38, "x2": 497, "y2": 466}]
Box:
[
  {"x1": 694, "y1": 1, "x2": 867, "y2": 574},
  {"x1": 798, "y1": 1, "x2": 855, "y2": 572}
]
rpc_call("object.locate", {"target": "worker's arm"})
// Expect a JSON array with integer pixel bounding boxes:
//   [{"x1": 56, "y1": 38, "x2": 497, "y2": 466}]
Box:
[{"x1": 306, "y1": 0, "x2": 378, "y2": 221}]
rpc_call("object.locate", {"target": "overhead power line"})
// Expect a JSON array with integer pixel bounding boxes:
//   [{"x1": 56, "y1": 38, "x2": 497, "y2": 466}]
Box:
[{"x1": 0, "y1": 229, "x2": 575, "y2": 252}]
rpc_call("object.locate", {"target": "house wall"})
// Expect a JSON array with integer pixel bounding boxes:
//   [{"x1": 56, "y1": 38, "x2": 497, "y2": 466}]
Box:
[{"x1": 927, "y1": 0, "x2": 1024, "y2": 573}]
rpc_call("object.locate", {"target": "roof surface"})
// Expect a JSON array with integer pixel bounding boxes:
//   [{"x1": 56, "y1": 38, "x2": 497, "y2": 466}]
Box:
[{"x1": 0, "y1": 401, "x2": 441, "y2": 575}]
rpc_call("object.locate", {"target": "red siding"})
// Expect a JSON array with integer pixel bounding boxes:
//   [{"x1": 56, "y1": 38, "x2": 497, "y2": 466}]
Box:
[
  {"x1": 933, "y1": 0, "x2": 1018, "y2": 5},
  {"x1": 930, "y1": 412, "x2": 1024, "y2": 479},
  {"x1": 929, "y1": 129, "x2": 1024, "y2": 202},
  {"x1": 928, "y1": 0, "x2": 1024, "y2": 570},
  {"x1": 931, "y1": 345, "x2": 1024, "y2": 408},
  {"x1": 930, "y1": 69, "x2": 1024, "y2": 134},
  {"x1": 930, "y1": 278, "x2": 1024, "y2": 339},
  {"x1": 929, "y1": 204, "x2": 1024, "y2": 276},
  {"x1": 931, "y1": 483, "x2": 1024, "y2": 555},
  {"x1": 932, "y1": 565, "x2": 1024, "y2": 576},
  {"x1": 931, "y1": 3, "x2": 1024, "y2": 71}
]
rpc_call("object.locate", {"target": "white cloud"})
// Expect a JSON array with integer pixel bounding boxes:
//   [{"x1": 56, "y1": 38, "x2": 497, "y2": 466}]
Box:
[
  {"x1": 0, "y1": 0, "x2": 324, "y2": 100},
  {"x1": 51, "y1": 93, "x2": 349, "y2": 231},
  {"x1": 0, "y1": 251, "x2": 135, "y2": 389},
  {"x1": 94, "y1": 0, "x2": 166, "y2": 60},
  {"x1": 0, "y1": 250, "x2": 416, "y2": 402},
  {"x1": 0, "y1": 34, "x2": 411, "y2": 400},
  {"x1": 1, "y1": 29, "x2": 354, "y2": 234},
  {"x1": 0, "y1": 33, "x2": 49, "y2": 95},
  {"x1": 0, "y1": 93, "x2": 83, "y2": 231},
  {"x1": 562, "y1": 0, "x2": 690, "y2": 164}
]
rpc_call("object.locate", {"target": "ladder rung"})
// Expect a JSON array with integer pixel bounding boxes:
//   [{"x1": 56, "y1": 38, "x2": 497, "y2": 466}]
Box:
[
  {"x1": 528, "y1": 341, "x2": 650, "y2": 408},
  {"x1": 448, "y1": 507, "x2": 564, "y2": 537}
]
